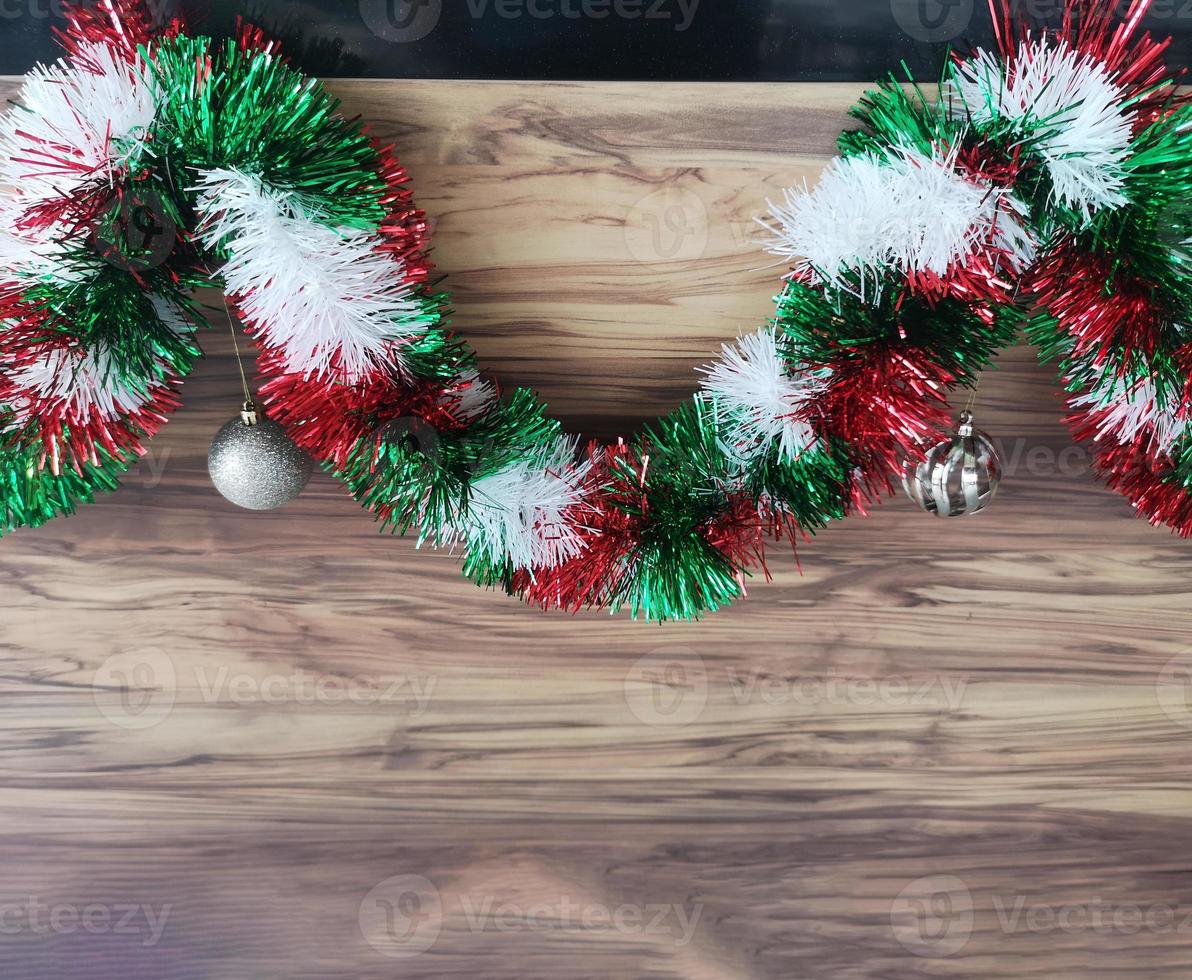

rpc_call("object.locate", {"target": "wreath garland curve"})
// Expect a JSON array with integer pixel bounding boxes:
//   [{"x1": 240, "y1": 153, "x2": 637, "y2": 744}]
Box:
[{"x1": 1, "y1": 0, "x2": 1189, "y2": 621}]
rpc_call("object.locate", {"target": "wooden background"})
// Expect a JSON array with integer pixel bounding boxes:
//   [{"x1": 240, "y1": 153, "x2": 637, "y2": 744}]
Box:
[{"x1": 3, "y1": 78, "x2": 1192, "y2": 979}]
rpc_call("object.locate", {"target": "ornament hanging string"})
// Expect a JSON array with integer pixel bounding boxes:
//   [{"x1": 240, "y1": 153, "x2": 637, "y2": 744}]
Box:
[{"x1": 220, "y1": 294, "x2": 254, "y2": 410}]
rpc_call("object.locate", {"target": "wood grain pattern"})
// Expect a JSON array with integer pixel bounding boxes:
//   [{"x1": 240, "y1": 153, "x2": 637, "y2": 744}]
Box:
[{"x1": 3, "y1": 77, "x2": 1192, "y2": 979}]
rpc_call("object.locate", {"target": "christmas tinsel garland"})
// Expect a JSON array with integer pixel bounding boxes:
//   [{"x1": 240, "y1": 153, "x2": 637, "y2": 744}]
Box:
[{"x1": 2, "y1": 0, "x2": 1190, "y2": 620}]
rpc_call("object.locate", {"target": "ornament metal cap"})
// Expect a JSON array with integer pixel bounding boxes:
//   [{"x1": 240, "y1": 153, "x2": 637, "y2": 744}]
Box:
[{"x1": 239, "y1": 400, "x2": 259, "y2": 426}]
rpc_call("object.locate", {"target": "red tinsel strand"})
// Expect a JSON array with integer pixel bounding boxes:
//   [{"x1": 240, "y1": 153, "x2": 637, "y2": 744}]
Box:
[
  {"x1": 56, "y1": 0, "x2": 183, "y2": 65},
  {"x1": 1177, "y1": 344, "x2": 1192, "y2": 412},
  {"x1": 235, "y1": 19, "x2": 285, "y2": 60},
  {"x1": 986, "y1": 0, "x2": 1182, "y2": 129},
  {"x1": 817, "y1": 346, "x2": 954, "y2": 474},
  {"x1": 924, "y1": 140, "x2": 1030, "y2": 307},
  {"x1": 1068, "y1": 394, "x2": 1165, "y2": 461},
  {"x1": 0, "y1": 282, "x2": 53, "y2": 344},
  {"x1": 705, "y1": 493, "x2": 772, "y2": 585},
  {"x1": 6, "y1": 125, "x2": 124, "y2": 198},
  {"x1": 515, "y1": 440, "x2": 804, "y2": 613},
  {"x1": 1028, "y1": 242, "x2": 1166, "y2": 364},
  {"x1": 370, "y1": 138, "x2": 436, "y2": 287},
  {"x1": 0, "y1": 319, "x2": 183, "y2": 473},
  {"x1": 17, "y1": 180, "x2": 115, "y2": 241},
  {"x1": 1080, "y1": 427, "x2": 1192, "y2": 535},
  {"x1": 512, "y1": 441, "x2": 644, "y2": 611},
  {"x1": 905, "y1": 253, "x2": 1017, "y2": 308},
  {"x1": 254, "y1": 132, "x2": 442, "y2": 465},
  {"x1": 28, "y1": 381, "x2": 182, "y2": 475},
  {"x1": 955, "y1": 139, "x2": 1026, "y2": 190},
  {"x1": 256, "y1": 342, "x2": 474, "y2": 467}
]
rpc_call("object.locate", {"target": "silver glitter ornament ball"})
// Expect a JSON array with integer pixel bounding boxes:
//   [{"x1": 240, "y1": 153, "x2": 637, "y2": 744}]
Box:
[
  {"x1": 207, "y1": 402, "x2": 313, "y2": 511},
  {"x1": 902, "y1": 412, "x2": 1002, "y2": 518}
]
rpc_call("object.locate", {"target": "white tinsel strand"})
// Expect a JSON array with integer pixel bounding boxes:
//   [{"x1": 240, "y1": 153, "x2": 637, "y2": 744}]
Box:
[
  {"x1": 440, "y1": 368, "x2": 497, "y2": 423},
  {"x1": 461, "y1": 435, "x2": 591, "y2": 573},
  {"x1": 951, "y1": 39, "x2": 1133, "y2": 221},
  {"x1": 0, "y1": 201, "x2": 104, "y2": 286},
  {"x1": 760, "y1": 144, "x2": 1035, "y2": 296},
  {"x1": 1071, "y1": 368, "x2": 1190, "y2": 456},
  {"x1": 0, "y1": 43, "x2": 158, "y2": 210},
  {"x1": 0, "y1": 43, "x2": 157, "y2": 288},
  {"x1": 5, "y1": 294, "x2": 190, "y2": 425},
  {"x1": 194, "y1": 168, "x2": 429, "y2": 380},
  {"x1": 699, "y1": 328, "x2": 827, "y2": 464},
  {"x1": 8, "y1": 345, "x2": 162, "y2": 423}
]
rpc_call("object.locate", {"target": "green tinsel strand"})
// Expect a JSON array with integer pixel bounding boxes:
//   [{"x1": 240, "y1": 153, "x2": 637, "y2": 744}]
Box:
[
  {"x1": 1020, "y1": 103, "x2": 1192, "y2": 415},
  {"x1": 147, "y1": 35, "x2": 388, "y2": 232},
  {"x1": 1122, "y1": 102, "x2": 1192, "y2": 203},
  {"x1": 1027, "y1": 310, "x2": 1186, "y2": 413},
  {"x1": 1080, "y1": 207, "x2": 1192, "y2": 317},
  {"x1": 605, "y1": 401, "x2": 747, "y2": 621},
  {"x1": 1166, "y1": 437, "x2": 1192, "y2": 490},
  {"x1": 337, "y1": 387, "x2": 563, "y2": 548},
  {"x1": 626, "y1": 531, "x2": 741, "y2": 622},
  {"x1": 838, "y1": 68, "x2": 960, "y2": 160},
  {"x1": 0, "y1": 418, "x2": 133, "y2": 536},
  {"x1": 1031, "y1": 150, "x2": 1192, "y2": 381},
  {"x1": 1023, "y1": 309, "x2": 1070, "y2": 366},
  {"x1": 395, "y1": 297, "x2": 467, "y2": 386},
  {"x1": 460, "y1": 549, "x2": 517, "y2": 592},
  {"x1": 1115, "y1": 104, "x2": 1192, "y2": 318},
  {"x1": 457, "y1": 388, "x2": 563, "y2": 483},
  {"x1": 741, "y1": 437, "x2": 855, "y2": 532},
  {"x1": 940, "y1": 61, "x2": 1128, "y2": 238},
  {"x1": 91, "y1": 173, "x2": 195, "y2": 268},
  {"x1": 17, "y1": 263, "x2": 201, "y2": 385},
  {"x1": 773, "y1": 275, "x2": 1019, "y2": 386},
  {"x1": 340, "y1": 429, "x2": 450, "y2": 536}
]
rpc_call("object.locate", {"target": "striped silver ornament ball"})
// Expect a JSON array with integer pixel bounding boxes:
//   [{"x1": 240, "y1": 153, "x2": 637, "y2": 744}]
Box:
[
  {"x1": 208, "y1": 406, "x2": 313, "y2": 511},
  {"x1": 902, "y1": 412, "x2": 1002, "y2": 518}
]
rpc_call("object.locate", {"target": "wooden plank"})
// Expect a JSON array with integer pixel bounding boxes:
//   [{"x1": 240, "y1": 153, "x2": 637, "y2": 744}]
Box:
[{"x1": 2, "y1": 77, "x2": 1191, "y2": 979}]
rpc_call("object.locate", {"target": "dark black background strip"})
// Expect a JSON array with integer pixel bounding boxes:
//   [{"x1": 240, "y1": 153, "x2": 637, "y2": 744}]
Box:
[{"x1": 2, "y1": 0, "x2": 1192, "y2": 81}]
